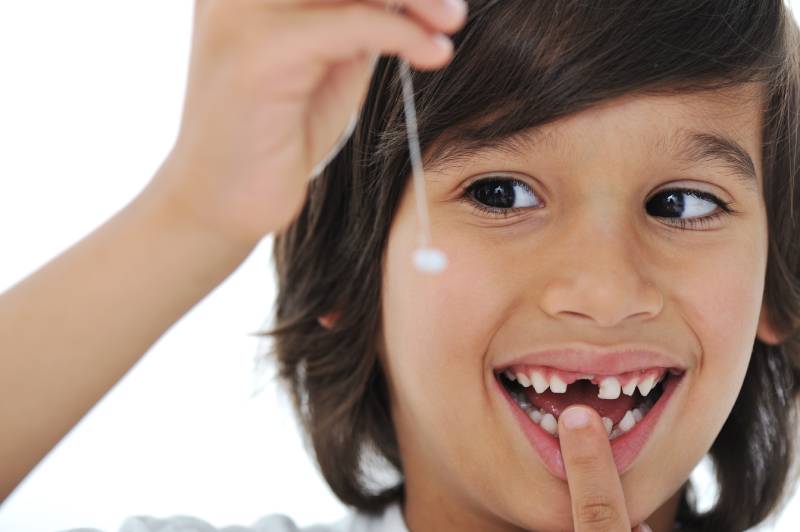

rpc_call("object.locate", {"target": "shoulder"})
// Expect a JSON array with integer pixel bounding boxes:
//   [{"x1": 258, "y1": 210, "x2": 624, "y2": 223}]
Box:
[
  {"x1": 59, "y1": 503, "x2": 407, "y2": 532},
  {"x1": 117, "y1": 514, "x2": 302, "y2": 532},
  {"x1": 60, "y1": 514, "x2": 303, "y2": 532}
]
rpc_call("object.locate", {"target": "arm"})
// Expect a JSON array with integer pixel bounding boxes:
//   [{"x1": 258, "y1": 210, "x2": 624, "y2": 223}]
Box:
[
  {"x1": 0, "y1": 163, "x2": 258, "y2": 502},
  {"x1": 0, "y1": 0, "x2": 464, "y2": 503}
]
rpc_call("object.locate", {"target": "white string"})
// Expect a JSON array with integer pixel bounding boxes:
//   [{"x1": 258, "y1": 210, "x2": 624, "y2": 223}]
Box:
[{"x1": 387, "y1": 2, "x2": 448, "y2": 274}]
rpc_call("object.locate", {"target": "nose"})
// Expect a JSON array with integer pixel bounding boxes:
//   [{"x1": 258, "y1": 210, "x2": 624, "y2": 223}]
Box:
[{"x1": 539, "y1": 216, "x2": 663, "y2": 328}]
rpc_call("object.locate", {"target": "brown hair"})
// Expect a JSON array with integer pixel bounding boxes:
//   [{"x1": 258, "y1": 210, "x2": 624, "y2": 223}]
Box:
[{"x1": 260, "y1": 1, "x2": 800, "y2": 529}]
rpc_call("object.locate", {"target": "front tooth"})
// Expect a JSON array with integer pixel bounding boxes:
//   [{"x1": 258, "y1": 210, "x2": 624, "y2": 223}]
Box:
[
  {"x1": 549, "y1": 374, "x2": 567, "y2": 393},
  {"x1": 540, "y1": 413, "x2": 558, "y2": 435},
  {"x1": 602, "y1": 417, "x2": 613, "y2": 435},
  {"x1": 637, "y1": 375, "x2": 656, "y2": 396},
  {"x1": 619, "y1": 410, "x2": 636, "y2": 432},
  {"x1": 621, "y1": 378, "x2": 638, "y2": 396},
  {"x1": 598, "y1": 376, "x2": 622, "y2": 399},
  {"x1": 530, "y1": 370, "x2": 550, "y2": 393},
  {"x1": 516, "y1": 372, "x2": 531, "y2": 387},
  {"x1": 505, "y1": 370, "x2": 517, "y2": 381}
]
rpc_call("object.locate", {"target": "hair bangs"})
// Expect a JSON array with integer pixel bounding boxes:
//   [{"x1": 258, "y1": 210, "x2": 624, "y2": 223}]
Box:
[{"x1": 376, "y1": 0, "x2": 786, "y2": 173}]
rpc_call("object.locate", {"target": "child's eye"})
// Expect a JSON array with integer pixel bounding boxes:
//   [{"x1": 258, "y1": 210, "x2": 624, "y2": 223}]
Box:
[
  {"x1": 460, "y1": 177, "x2": 540, "y2": 218},
  {"x1": 461, "y1": 177, "x2": 737, "y2": 230},
  {"x1": 645, "y1": 188, "x2": 736, "y2": 230}
]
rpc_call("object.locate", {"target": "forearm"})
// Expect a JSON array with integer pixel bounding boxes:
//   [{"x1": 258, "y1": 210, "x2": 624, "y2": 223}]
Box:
[{"x1": 0, "y1": 163, "x2": 260, "y2": 501}]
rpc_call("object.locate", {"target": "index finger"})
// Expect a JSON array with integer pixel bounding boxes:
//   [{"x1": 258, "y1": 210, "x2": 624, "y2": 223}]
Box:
[
  {"x1": 316, "y1": 0, "x2": 469, "y2": 35},
  {"x1": 558, "y1": 405, "x2": 631, "y2": 532}
]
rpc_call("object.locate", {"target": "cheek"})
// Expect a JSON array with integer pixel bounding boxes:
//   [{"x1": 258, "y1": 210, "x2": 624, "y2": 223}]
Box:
[
  {"x1": 681, "y1": 237, "x2": 764, "y2": 403},
  {"x1": 626, "y1": 231, "x2": 766, "y2": 492},
  {"x1": 381, "y1": 204, "x2": 514, "y2": 462},
  {"x1": 382, "y1": 216, "x2": 508, "y2": 378}
]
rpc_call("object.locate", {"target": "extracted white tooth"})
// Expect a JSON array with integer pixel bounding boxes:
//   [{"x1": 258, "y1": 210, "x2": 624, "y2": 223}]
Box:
[
  {"x1": 540, "y1": 413, "x2": 558, "y2": 435},
  {"x1": 516, "y1": 372, "x2": 531, "y2": 387},
  {"x1": 549, "y1": 374, "x2": 567, "y2": 393},
  {"x1": 621, "y1": 378, "x2": 638, "y2": 396},
  {"x1": 598, "y1": 376, "x2": 622, "y2": 399},
  {"x1": 530, "y1": 370, "x2": 549, "y2": 394},
  {"x1": 619, "y1": 410, "x2": 636, "y2": 433},
  {"x1": 504, "y1": 370, "x2": 516, "y2": 381},
  {"x1": 602, "y1": 416, "x2": 613, "y2": 435},
  {"x1": 632, "y1": 408, "x2": 643, "y2": 423},
  {"x1": 529, "y1": 409, "x2": 543, "y2": 424},
  {"x1": 637, "y1": 375, "x2": 656, "y2": 396}
]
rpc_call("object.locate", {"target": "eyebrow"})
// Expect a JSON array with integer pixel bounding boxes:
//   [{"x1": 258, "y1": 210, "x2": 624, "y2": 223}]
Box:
[
  {"x1": 424, "y1": 126, "x2": 759, "y2": 193},
  {"x1": 669, "y1": 130, "x2": 759, "y2": 193}
]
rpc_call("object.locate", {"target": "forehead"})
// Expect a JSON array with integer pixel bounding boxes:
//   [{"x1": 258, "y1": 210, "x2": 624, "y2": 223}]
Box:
[{"x1": 423, "y1": 84, "x2": 765, "y2": 190}]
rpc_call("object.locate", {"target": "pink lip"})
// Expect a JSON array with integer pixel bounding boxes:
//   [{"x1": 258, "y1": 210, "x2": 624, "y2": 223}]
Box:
[
  {"x1": 495, "y1": 371, "x2": 684, "y2": 480},
  {"x1": 497, "y1": 346, "x2": 688, "y2": 376}
]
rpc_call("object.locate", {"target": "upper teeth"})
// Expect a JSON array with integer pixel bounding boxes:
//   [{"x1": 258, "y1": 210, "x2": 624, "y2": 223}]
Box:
[
  {"x1": 531, "y1": 371, "x2": 549, "y2": 393},
  {"x1": 504, "y1": 368, "x2": 667, "y2": 399},
  {"x1": 549, "y1": 374, "x2": 567, "y2": 393},
  {"x1": 637, "y1": 375, "x2": 656, "y2": 396},
  {"x1": 622, "y1": 378, "x2": 638, "y2": 396},
  {"x1": 598, "y1": 377, "x2": 622, "y2": 399}
]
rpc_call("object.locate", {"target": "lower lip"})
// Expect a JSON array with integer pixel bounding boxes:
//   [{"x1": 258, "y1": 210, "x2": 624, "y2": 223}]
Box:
[{"x1": 496, "y1": 372, "x2": 684, "y2": 480}]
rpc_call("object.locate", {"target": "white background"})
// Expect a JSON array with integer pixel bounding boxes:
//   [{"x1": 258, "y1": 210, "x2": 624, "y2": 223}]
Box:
[{"x1": 0, "y1": 2, "x2": 797, "y2": 531}]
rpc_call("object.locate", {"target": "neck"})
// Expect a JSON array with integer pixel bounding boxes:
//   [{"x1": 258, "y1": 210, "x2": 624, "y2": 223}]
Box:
[
  {"x1": 646, "y1": 487, "x2": 683, "y2": 532},
  {"x1": 401, "y1": 483, "x2": 684, "y2": 532}
]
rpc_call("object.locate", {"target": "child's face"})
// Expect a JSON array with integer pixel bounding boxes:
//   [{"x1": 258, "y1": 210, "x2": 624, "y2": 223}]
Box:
[{"x1": 380, "y1": 84, "x2": 778, "y2": 530}]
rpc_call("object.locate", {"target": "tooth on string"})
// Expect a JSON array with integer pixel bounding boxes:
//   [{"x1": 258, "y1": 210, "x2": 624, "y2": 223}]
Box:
[
  {"x1": 413, "y1": 248, "x2": 447, "y2": 273},
  {"x1": 397, "y1": 59, "x2": 447, "y2": 274}
]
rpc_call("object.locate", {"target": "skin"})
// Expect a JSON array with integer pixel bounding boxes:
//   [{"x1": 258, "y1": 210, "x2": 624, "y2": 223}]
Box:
[{"x1": 376, "y1": 83, "x2": 785, "y2": 531}]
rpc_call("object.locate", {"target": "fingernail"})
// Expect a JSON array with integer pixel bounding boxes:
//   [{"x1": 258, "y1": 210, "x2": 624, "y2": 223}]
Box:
[
  {"x1": 442, "y1": 0, "x2": 467, "y2": 17},
  {"x1": 433, "y1": 33, "x2": 453, "y2": 53},
  {"x1": 561, "y1": 406, "x2": 590, "y2": 429}
]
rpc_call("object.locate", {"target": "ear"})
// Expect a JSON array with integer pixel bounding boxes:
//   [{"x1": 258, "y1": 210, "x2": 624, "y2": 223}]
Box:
[
  {"x1": 318, "y1": 310, "x2": 341, "y2": 330},
  {"x1": 756, "y1": 302, "x2": 786, "y2": 346}
]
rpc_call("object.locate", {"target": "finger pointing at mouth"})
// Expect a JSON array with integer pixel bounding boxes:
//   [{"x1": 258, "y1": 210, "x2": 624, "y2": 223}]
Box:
[{"x1": 558, "y1": 405, "x2": 652, "y2": 531}]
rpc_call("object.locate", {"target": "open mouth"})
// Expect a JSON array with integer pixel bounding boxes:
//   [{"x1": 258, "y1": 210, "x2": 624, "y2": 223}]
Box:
[{"x1": 495, "y1": 365, "x2": 685, "y2": 440}]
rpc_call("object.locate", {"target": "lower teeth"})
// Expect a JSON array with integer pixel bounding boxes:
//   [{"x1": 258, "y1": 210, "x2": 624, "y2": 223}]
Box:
[{"x1": 509, "y1": 385, "x2": 658, "y2": 440}]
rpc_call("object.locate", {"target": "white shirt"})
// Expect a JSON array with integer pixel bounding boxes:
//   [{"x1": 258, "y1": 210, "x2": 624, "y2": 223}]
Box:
[{"x1": 62, "y1": 503, "x2": 408, "y2": 532}]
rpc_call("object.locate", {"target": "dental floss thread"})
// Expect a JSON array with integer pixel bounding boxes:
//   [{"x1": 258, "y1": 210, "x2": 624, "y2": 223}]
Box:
[
  {"x1": 397, "y1": 60, "x2": 448, "y2": 274},
  {"x1": 316, "y1": 1, "x2": 447, "y2": 273},
  {"x1": 384, "y1": 0, "x2": 447, "y2": 274}
]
